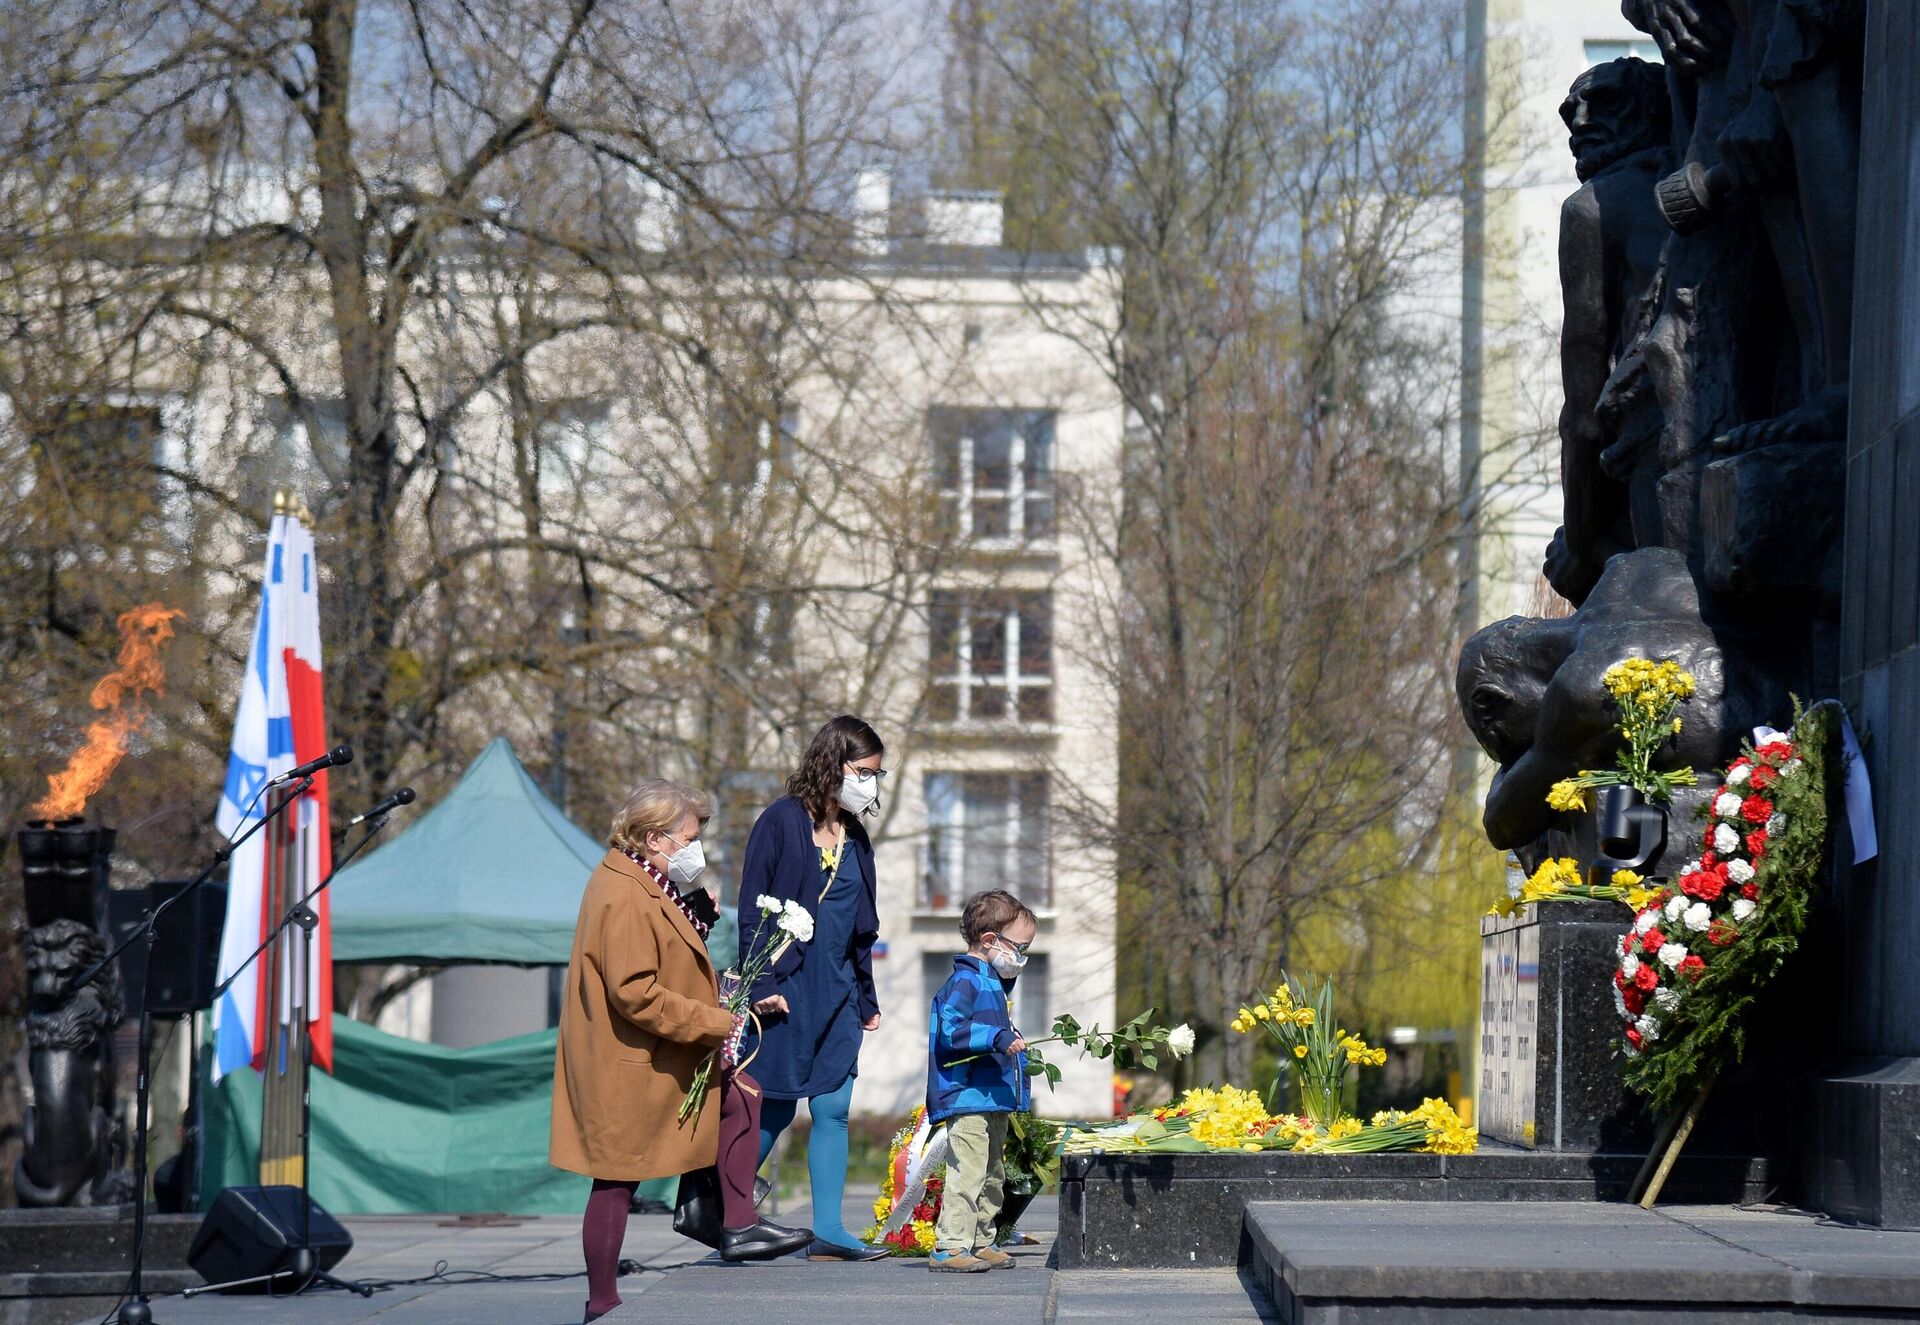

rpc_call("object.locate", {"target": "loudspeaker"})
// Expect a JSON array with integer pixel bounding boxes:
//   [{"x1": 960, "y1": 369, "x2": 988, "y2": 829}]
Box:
[
  {"x1": 188, "y1": 1185, "x2": 353, "y2": 1291},
  {"x1": 105, "y1": 879, "x2": 227, "y2": 1016}
]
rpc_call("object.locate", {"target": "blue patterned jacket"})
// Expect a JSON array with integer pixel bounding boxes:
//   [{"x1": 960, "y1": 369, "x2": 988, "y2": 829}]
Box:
[{"x1": 926, "y1": 954, "x2": 1030, "y2": 1122}]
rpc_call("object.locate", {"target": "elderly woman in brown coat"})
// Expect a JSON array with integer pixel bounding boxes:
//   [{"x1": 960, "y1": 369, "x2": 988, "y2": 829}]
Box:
[{"x1": 552, "y1": 778, "x2": 808, "y2": 1321}]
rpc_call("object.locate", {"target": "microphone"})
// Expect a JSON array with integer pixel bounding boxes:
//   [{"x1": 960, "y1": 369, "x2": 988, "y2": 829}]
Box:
[
  {"x1": 349, "y1": 786, "x2": 415, "y2": 826},
  {"x1": 267, "y1": 744, "x2": 354, "y2": 786}
]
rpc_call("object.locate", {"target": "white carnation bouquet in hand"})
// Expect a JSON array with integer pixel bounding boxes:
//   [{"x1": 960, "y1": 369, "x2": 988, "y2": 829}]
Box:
[{"x1": 679, "y1": 895, "x2": 814, "y2": 1124}]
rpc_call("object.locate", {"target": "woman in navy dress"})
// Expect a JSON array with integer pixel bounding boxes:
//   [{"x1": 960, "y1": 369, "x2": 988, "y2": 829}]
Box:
[{"x1": 736, "y1": 715, "x2": 888, "y2": 1260}]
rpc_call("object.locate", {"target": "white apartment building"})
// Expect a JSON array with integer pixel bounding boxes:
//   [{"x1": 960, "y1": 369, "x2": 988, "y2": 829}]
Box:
[{"x1": 38, "y1": 180, "x2": 1127, "y2": 1124}]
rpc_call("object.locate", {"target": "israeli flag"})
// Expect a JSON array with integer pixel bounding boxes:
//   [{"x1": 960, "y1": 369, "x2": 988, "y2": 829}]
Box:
[{"x1": 212, "y1": 514, "x2": 296, "y2": 1080}]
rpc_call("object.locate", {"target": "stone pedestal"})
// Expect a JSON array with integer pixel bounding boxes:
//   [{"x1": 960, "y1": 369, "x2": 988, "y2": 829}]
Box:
[
  {"x1": 1820, "y1": 0, "x2": 1920, "y2": 1232},
  {"x1": 1478, "y1": 901, "x2": 1648, "y2": 1152}
]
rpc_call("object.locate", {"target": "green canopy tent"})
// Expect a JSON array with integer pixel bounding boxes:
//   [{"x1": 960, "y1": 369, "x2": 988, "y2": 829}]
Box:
[
  {"x1": 328, "y1": 736, "x2": 606, "y2": 965},
  {"x1": 203, "y1": 738, "x2": 735, "y2": 1213}
]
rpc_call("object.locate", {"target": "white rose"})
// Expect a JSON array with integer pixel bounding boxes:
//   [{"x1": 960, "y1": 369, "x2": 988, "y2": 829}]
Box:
[
  {"x1": 1166, "y1": 1024, "x2": 1196, "y2": 1059},
  {"x1": 1714, "y1": 792, "x2": 1744, "y2": 818},
  {"x1": 1635, "y1": 1014, "x2": 1661, "y2": 1043},
  {"x1": 1727, "y1": 859, "x2": 1755, "y2": 884},
  {"x1": 1621, "y1": 953, "x2": 1641, "y2": 980},
  {"x1": 1683, "y1": 902, "x2": 1712, "y2": 933},
  {"x1": 1635, "y1": 909, "x2": 1658, "y2": 934},
  {"x1": 1714, "y1": 823, "x2": 1741, "y2": 855},
  {"x1": 1725, "y1": 764, "x2": 1751, "y2": 787},
  {"x1": 1665, "y1": 894, "x2": 1688, "y2": 921},
  {"x1": 1731, "y1": 898, "x2": 1757, "y2": 922},
  {"x1": 1654, "y1": 987, "x2": 1682, "y2": 1011},
  {"x1": 1766, "y1": 813, "x2": 1787, "y2": 836},
  {"x1": 1657, "y1": 942, "x2": 1689, "y2": 969}
]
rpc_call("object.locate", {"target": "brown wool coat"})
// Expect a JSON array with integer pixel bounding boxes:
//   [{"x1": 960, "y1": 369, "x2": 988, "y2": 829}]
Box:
[{"x1": 550, "y1": 849, "x2": 735, "y2": 1181}]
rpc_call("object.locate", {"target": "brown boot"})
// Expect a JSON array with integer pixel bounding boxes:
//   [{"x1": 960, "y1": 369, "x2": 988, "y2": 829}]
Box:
[
  {"x1": 927, "y1": 1249, "x2": 990, "y2": 1273},
  {"x1": 973, "y1": 1245, "x2": 1013, "y2": 1269}
]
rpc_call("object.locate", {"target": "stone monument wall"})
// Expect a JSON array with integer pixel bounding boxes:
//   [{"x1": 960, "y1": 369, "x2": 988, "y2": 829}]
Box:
[{"x1": 1810, "y1": 0, "x2": 1920, "y2": 1230}]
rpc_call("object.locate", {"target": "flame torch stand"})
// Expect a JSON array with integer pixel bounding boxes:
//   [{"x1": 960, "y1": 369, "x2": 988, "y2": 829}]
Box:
[
  {"x1": 66, "y1": 775, "x2": 315, "y2": 1325},
  {"x1": 182, "y1": 810, "x2": 396, "y2": 1302}
]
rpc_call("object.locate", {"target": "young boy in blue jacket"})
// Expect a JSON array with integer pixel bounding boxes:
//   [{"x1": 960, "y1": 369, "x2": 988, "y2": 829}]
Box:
[{"x1": 925, "y1": 889, "x2": 1036, "y2": 1273}]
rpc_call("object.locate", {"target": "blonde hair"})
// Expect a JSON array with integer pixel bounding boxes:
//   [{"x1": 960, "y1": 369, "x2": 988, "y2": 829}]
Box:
[{"x1": 609, "y1": 778, "x2": 712, "y2": 855}]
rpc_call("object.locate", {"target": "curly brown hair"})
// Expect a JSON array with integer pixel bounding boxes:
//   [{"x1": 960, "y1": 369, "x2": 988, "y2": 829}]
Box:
[{"x1": 786, "y1": 715, "x2": 885, "y2": 825}]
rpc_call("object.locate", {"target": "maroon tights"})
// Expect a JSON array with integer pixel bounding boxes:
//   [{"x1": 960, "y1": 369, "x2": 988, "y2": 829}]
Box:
[{"x1": 584, "y1": 1068, "x2": 764, "y2": 1317}]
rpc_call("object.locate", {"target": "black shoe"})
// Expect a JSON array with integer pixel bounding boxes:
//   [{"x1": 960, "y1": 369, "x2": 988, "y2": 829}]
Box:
[
  {"x1": 721, "y1": 1220, "x2": 813, "y2": 1262},
  {"x1": 805, "y1": 1237, "x2": 889, "y2": 1262},
  {"x1": 753, "y1": 1176, "x2": 772, "y2": 1208}
]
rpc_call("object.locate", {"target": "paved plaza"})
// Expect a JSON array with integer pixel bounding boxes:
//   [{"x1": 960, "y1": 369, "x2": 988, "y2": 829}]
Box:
[{"x1": 43, "y1": 1197, "x2": 1278, "y2": 1325}]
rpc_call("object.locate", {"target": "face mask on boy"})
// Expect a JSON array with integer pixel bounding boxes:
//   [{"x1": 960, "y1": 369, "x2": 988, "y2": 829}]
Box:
[{"x1": 986, "y1": 937, "x2": 1029, "y2": 979}]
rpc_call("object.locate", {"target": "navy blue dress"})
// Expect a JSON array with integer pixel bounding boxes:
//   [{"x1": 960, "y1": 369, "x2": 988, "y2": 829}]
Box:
[{"x1": 736, "y1": 797, "x2": 881, "y2": 1102}]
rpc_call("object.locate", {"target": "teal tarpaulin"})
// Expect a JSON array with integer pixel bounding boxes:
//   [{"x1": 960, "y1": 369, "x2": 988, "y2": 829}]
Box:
[
  {"x1": 328, "y1": 738, "x2": 604, "y2": 965},
  {"x1": 204, "y1": 1013, "x2": 593, "y2": 1213}
]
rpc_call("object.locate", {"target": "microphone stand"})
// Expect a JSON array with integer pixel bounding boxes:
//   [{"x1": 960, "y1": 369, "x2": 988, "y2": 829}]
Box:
[
  {"x1": 183, "y1": 810, "x2": 397, "y2": 1301},
  {"x1": 68, "y1": 775, "x2": 315, "y2": 1325}
]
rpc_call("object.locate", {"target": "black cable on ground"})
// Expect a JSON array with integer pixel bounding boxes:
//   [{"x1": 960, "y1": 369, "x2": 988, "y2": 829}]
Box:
[{"x1": 302, "y1": 1255, "x2": 707, "y2": 1293}]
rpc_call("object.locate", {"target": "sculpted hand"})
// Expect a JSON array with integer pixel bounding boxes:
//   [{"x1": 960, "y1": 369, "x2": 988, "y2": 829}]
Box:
[
  {"x1": 1624, "y1": 0, "x2": 1727, "y2": 72},
  {"x1": 752, "y1": 994, "x2": 790, "y2": 1016},
  {"x1": 862, "y1": 1013, "x2": 882, "y2": 1031}
]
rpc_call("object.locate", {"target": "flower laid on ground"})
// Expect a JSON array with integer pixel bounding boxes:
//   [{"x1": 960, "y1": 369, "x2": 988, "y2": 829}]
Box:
[
  {"x1": 863, "y1": 1106, "x2": 945, "y2": 1255},
  {"x1": 1612, "y1": 704, "x2": 1833, "y2": 1116},
  {"x1": 1065, "y1": 1089, "x2": 1475, "y2": 1156}
]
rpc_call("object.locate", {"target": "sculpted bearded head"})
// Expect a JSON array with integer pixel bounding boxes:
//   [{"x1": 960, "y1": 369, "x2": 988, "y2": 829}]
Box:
[{"x1": 1561, "y1": 57, "x2": 1671, "y2": 182}]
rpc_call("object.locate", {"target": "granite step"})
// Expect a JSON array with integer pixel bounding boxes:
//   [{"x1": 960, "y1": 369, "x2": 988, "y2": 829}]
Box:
[
  {"x1": 1243, "y1": 1200, "x2": 1920, "y2": 1323},
  {"x1": 0, "y1": 1206, "x2": 203, "y2": 1320},
  {"x1": 1057, "y1": 1147, "x2": 1787, "y2": 1268}
]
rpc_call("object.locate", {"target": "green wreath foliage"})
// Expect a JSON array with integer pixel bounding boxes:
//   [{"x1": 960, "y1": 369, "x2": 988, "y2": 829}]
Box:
[{"x1": 1620, "y1": 701, "x2": 1834, "y2": 1116}]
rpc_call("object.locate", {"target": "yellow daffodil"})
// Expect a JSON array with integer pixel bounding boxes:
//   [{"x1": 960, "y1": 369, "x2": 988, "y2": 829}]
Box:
[
  {"x1": 1293, "y1": 1044, "x2": 1308, "y2": 1059},
  {"x1": 1546, "y1": 779, "x2": 1589, "y2": 813}
]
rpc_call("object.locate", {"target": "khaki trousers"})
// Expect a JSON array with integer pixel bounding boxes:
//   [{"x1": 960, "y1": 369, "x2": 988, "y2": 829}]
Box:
[{"x1": 933, "y1": 1112, "x2": 1008, "y2": 1252}]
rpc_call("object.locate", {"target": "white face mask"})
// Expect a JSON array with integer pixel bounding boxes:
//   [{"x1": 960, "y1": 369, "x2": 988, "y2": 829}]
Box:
[
  {"x1": 838, "y1": 770, "x2": 880, "y2": 817},
  {"x1": 987, "y1": 938, "x2": 1029, "y2": 978},
  {"x1": 663, "y1": 836, "x2": 706, "y2": 887}
]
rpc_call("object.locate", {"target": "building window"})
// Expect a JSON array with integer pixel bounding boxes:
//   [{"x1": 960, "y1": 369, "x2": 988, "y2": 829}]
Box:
[
  {"x1": 923, "y1": 771, "x2": 1051, "y2": 909},
  {"x1": 1016, "y1": 953, "x2": 1049, "y2": 1037},
  {"x1": 535, "y1": 400, "x2": 611, "y2": 499},
  {"x1": 923, "y1": 950, "x2": 1049, "y2": 1033},
  {"x1": 928, "y1": 591, "x2": 1052, "y2": 724},
  {"x1": 34, "y1": 402, "x2": 166, "y2": 527},
  {"x1": 930, "y1": 408, "x2": 1056, "y2": 543},
  {"x1": 716, "y1": 398, "x2": 798, "y2": 491},
  {"x1": 1583, "y1": 38, "x2": 1660, "y2": 64}
]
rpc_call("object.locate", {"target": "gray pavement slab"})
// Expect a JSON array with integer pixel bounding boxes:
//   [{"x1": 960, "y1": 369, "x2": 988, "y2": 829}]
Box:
[
  {"x1": 47, "y1": 1195, "x2": 1280, "y2": 1325},
  {"x1": 1245, "y1": 1201, "x2": 1920, "y2": 1316}
]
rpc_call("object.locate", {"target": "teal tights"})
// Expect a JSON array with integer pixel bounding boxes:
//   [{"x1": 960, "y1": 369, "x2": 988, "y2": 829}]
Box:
[{"x1": 758, "y1": 1075, "x2": 856, "y2": 1246}]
